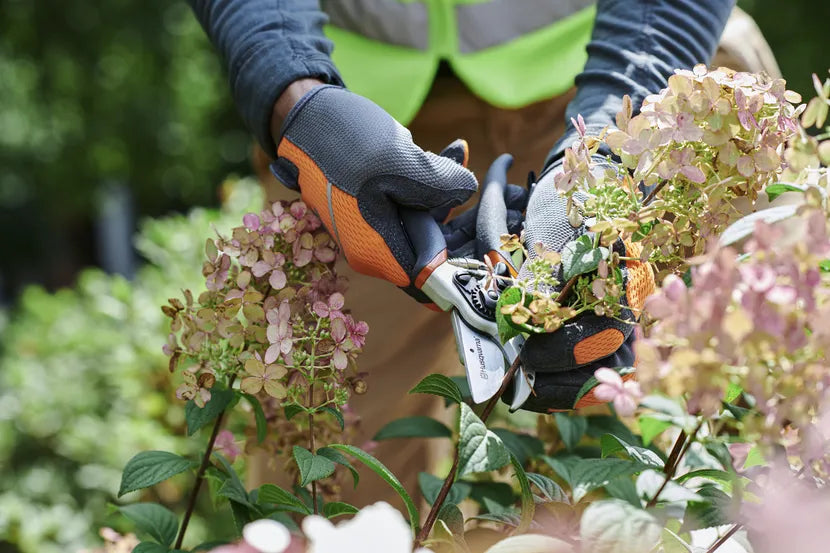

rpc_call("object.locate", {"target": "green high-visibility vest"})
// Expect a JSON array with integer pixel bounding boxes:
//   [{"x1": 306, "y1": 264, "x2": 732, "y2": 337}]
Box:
[{"x1": 322, "y1": 0, "x2": 596, "y2": 125}]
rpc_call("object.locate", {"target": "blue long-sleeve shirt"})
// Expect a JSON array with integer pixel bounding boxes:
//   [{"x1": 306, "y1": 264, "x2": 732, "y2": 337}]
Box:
[{"x1": 187, "y1": 0, "x2": 734, "y2": 166}]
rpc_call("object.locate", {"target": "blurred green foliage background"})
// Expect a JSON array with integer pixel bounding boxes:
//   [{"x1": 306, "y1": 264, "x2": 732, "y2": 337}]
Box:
[{"x1": 0, "y1": 0, "x2": 827, "y2": 551}]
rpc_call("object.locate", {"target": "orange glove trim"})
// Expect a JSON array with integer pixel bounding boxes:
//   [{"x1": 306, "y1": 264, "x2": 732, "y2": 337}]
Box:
[
  {"x1": 573, "y1": 328, "x2": 625, "y2": 365},
  {"x1": 277, "y1": 138, "x2": 334, "y2": 232},
  {"x1": 622, "y1": 239, "x2": 656, "y2": 314}
]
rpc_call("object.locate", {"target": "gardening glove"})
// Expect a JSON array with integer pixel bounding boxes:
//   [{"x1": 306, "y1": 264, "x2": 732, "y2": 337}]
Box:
[
  {"x1": 511, "y1": 160, "x2": 655, "y2": 412},
  {"x1": 270, "y1": 85, "x2": 478, "y2": 297}
]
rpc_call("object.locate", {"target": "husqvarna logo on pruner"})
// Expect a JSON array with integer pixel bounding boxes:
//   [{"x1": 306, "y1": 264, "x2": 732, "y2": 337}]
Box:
[{"x1": 474, "y1": 336, "x2": 487, "y2": 380}]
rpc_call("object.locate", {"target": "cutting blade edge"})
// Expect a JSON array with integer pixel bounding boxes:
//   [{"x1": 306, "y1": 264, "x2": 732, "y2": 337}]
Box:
[{"x1": 451, "y1": 310, "x2": 506, "y2": 404}]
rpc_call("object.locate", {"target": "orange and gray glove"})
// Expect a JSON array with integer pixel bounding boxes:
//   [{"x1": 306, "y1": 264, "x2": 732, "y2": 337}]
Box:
[
  {"x1": 270, "y1": 85, "x2": 478, "y2": 298},
  {"x1": 513, "y1": 160, "x2": 655, "y2": 412}
]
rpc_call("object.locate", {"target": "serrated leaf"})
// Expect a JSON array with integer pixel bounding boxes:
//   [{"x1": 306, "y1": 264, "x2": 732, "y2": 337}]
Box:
[
  {"x1": 410, "y1": 374, "x2": 463, "y2": 404},
  {"x1": 638, "y1": 416, "x2": 672, "y2": 446},
  {"x1": 491, "y1": 428, "x2": 544, "y2": 466},
  {"x1": 319, "y1": 406, "x2": 345, "y2": 430},
  {"x1": 585, "y1": 415, "x2": 641, "y2": 446},
  {"x1": 580, "y1": 499, "x2": 661, "y2": 553},
  {"x1": 550, "y1": 457, "x2": 645, "y2": 502},
  {"x1": 323, "y1": 501, "x2": 358, "y2": 519},
  {"x1": 317, "y1": 446, "x2": 360, "y2": 488},
  {"x1": 526, "y1": 472, "x2": 569, "y2": 504},
  {"x1": 675, "y1": 469, "x2": 735, "y2": 493},
  {"x1": 418, "y1": 472, "x2": 471, "y2": 506},
  {"x1": 374, "y1": 416, "x2": 452, "y2": 441},
  {"x1": 120, "y1": 503, "x2": 178, "y2": 547},
  {"x1": 554, "y1": 413, "x2": 588, "y2": 451},
  {"x1": 561, "y1": 235, "x2": 609, "y2": 280},
  {"x1": 470, "y1": 512, "x2": 522, "y2": 527},
  {"x1": 680, "y1": 485, "x2": 735, "y2": 532},
  {"x1": 601, "y1": 434, "x2": 664, "y2": 468},
  {"x1": 185, "y1": 389, "x2": 233, "y2": 436},
  {"x1": 292, "y1": 446, "x2": 336, "y2": 487},
  {"x1": 257, "y1": 484, "x2": 311, "y2": 515},
  {"x1": 284, "y1": 404, "x2": 305, "y2": 421},
  {"x1": 469, "y1": 481, "x2": 517, "y2": 512},
  {"x1": 510, "y1": 454, "x2": 534, "y2": 534},
  {"x1": 765, "y1": 183, "x2": 806, "y2": 202},
  {"x1": 119, "y1": 451, "x2": 195, "y2": 497},
  {"x1": 437, "y1": 503, "x2": 465, "y2": 536},
  {"x1": 328, "y1": 444, "x2": 419, "y2": 534},
  {"x1": 574, "y1": 367, "x2": 634, "y2": 407},
  {"x1": 240, "y1": 393, "x2": 267, "y2": 444},
  {"x1": 457, "y1": 403, "x2": 510, "y2": 477}
]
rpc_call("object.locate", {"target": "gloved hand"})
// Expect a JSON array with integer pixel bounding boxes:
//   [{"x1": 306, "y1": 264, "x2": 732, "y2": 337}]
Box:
[
  {"x1": 270, "y1": 85, "x2": 478, "y2": 295},
  {"x1": 512, "y1": 159, "x2": 655, "y2": 412}
]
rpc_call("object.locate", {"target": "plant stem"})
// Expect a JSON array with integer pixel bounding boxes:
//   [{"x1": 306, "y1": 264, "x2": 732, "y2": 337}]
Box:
[
  {"x1": 646, "y1": 420, "x2": 703, "y2": 509},
  {"x1": 175, "y1": 376, "x2": 236, "y2": 549},
  {"x1": 555, "y1": 275, "x2": 579, "y2": 304},
  {"x1": 415, "y1": 356, "x2": 523, "y2": 546},
  {"x1": 308, "y1": 382, "x2": 318, "y2": 515},
  {"x1": 642, "y1": 179, "x2": 667, "y2": 206},
  {"x1": 705, "y1": 523, "x2": 742, "y2": 553}
]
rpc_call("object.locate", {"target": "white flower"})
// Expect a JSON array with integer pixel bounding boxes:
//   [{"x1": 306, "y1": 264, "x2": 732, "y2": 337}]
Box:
[
  {"x1": 242, "y1": 519, "x2": 291, "y2": 553},
  {"x1": 302, "y1": 501, "x2": 432, "y2": 553}
]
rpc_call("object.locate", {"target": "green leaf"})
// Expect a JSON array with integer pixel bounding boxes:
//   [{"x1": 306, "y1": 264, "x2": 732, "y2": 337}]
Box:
[
  {"x1": 470, "y1": 512, "x2": 522, "y2": 528},
  {"x1": 418, "y1": 472, "x2": 471, "y2": 506},
  {"x1": 185, "y1": 389, "x2": 233, "y2": 436},
  {"x1": 495, "y1": 286, "x2": 526, "y2": 343},
  {"x1": 554, "y1": 413, "x2": 588, "y2": 451},
  {"x1": 119, "y1": 451, "x2": 195, "y2": 497},
  {"x1": 765, "y1": 183, "x2": 806, "y2": 202},
  {"x1": 526, "y1": 472, "x2": 569, "y2": 504},
  {"x1": 720, "y1": 205, "x2": 799, "y2": 247},
  {"x1": 548, "y1": 457, "x2": 645, "y2": 502},
  {"x1": 119, "y1": 503, "x2": 178, "y2": 547},
  {"x1": 373, "y1": 416, "x2": 452, "y2": 441},
  {"x1": 213, "y1": 453, "x2": 255, "y2": 509},
  {"x1": 675, "y1": 469, "x2": 734, "y2": 491},
  {"x1": 585, "y1": 415, "x2": 642, "y2": 447},
  {"x1": 317, "y1": 446, "x2": 360, "y2": 488},
  {"x1": 292, "y1": 446, "x2": 336, "y2": 487},
  {"x1": 724, "y1": 383, "x2": 743, "y2": 404},
  {"x1": 820, "y1": 259, "x2": 830, "y2": 273},
  {"x1": 242, "y1": 393, "x2": 267, "y2": 444},
  {"x1": 437, "y1": 503, "x2": 465, "y2": 536},
  {"x1": 636, "y1": 470, "x2": 702, "y2": 504},
  {"x1": 638, "y1": 416, "x2": 672, "y2": 446},
  {"x1": 580, "y1": 499, "x2": 661, "y2": 553},
  {"x1": 601, "y1": 434, "x2": 664, "y2": 468},
  {"x1": 603, "y1": 476, "x2": 641, "y2": 507},
  {"x1": 574, "y1": 367, "x2": 634, "y2": 407},
  {"x1": 510, "y1": 453, "x2": 535, "y2": 534},
  {"x1": 680, "y1": 485, "x2": 735, "y2": 531},
  {"x1": 632, "y1": 221, "x2": 654, "y2": 242},
  {"x1": 284, "y1": 404, "x2": 306, "y2": 421},
  {"x1": 491, "y1": 428, "x2": 544, "y2": 466},
  {"x1": 319, "y1": 406, "x2": 345, "y2": 430},
  {"x1": 561, "y1": 234, "x2": 609, "y2": 280},
  {"x1": 409, "y1": 374, "x2": 463, "y2": 405},
  {"x1": 323, "y1": 501, "x2": 358, "y2": 519},
  {"x1": 457, "y1": 403, "x2": 511, "y2": 477},
  {"x1": 229, "y1": 500, "x2": 251, "y2": 535},
  {"x1": 257, "y1": 484, "x2": 311, "y2": 515},
  {"x1": 132, "y1": 543, "x2": 170, "y2": 553},
  {"x1": 468, "y1": 481, "x2": 517, "y2": 512},
  {"x1": 191, "y1": 542, "x2": 229, "y2": 552},
  {"x1": 743, "y1": 444, "x2": 765, "y2": 469},
  {"x1": 328, "y1": 444, "x2": 420, "y2": 534}
]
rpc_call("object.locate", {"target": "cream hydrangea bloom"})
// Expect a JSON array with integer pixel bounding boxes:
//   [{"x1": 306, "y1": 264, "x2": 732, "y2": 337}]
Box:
[{"x1": 303, "y1": 502, "x2": 432, "y2": 553}]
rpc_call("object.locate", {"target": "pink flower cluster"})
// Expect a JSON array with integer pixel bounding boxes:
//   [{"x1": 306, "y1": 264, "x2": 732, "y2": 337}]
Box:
[
  {"x1": 636, "y1": 210, "x2": 830, "y2": 465},
  {"x1": 162, "y1": 198, "x2": 368, "y2": 442}
]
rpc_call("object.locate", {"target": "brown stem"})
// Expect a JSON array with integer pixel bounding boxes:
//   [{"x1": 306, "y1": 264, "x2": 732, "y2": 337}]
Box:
[
  {"x1": 646, "y1": 420, "x2": 703, "y2": 509},
  {"x1": 555, "y1": 275, "x2": 579, "y2": 304},
  {"x1": 642, "y1": 179, "x2": 667, "y2": 206},
  {"x1": 415, "y1": 356, "x2": 523, "y2": 546},
  {"x1": 308, "y1": 383, "x2": 318, "y2": 515},
  {"x1": 705, "y1": 523, "x2": 742, "y2": 553},
  {"x1": 175, "y1": 376, "x2": 236, "y2": 549}
]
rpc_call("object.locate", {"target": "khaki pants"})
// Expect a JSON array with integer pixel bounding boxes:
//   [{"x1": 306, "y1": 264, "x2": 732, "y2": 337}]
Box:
[{"x1": 251, "y1": 6, "x2": 778, "y2": 514}]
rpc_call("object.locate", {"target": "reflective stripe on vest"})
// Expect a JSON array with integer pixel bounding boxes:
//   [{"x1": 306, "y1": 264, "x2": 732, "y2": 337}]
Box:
[{"x1": 321, "y1": 0, "x2": 596, "y2": 124}]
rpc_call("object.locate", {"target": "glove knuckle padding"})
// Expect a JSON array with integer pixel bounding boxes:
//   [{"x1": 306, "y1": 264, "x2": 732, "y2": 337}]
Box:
[{"x1": 276, "y1": 86, "x2": 476, "y2": 286}]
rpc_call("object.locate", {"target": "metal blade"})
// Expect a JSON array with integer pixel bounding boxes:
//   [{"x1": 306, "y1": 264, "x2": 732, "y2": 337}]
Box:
[
  {"x1": 451, "y1": 310, "x2": 506, "y2": 404},
  {"x1": 501, "y1": 336, "x2": 535, "y2": 412}
]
